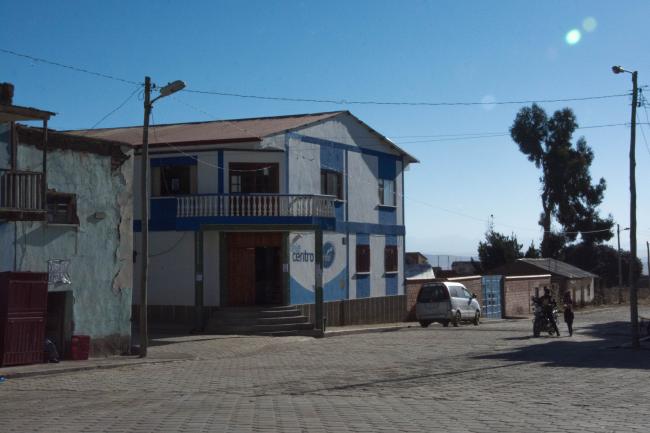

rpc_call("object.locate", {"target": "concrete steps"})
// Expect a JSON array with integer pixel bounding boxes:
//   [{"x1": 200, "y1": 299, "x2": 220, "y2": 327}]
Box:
[{"x1": 205, "y1": 305, "x2": 314, "y2": 336}]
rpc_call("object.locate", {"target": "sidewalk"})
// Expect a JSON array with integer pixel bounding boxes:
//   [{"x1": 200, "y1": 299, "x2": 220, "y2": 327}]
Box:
[{"x1": 0, "y1": 351, "x2": 194, "y2": 380}]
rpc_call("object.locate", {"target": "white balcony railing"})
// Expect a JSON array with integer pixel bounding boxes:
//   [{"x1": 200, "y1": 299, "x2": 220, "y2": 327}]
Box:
[
  {"x1": 175, "y1": 194, "x2": 336, "y2": 218},
  {"x1": 0, "y1": 170, "x2": 44, "y2": 211}
]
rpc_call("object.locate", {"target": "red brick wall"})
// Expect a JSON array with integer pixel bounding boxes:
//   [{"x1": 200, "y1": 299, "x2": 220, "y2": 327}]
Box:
[{"x1": 503, "y1": 276, "x2": 551, "y2": 317}]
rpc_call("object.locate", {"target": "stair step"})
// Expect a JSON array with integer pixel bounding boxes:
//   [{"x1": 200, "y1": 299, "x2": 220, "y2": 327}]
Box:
[
  {"x1": 256, "y1": 315, "x2": 310, "y2": 325},
  {"x1": 251, "y1": 322, "x2": 314, "y2": 332}
]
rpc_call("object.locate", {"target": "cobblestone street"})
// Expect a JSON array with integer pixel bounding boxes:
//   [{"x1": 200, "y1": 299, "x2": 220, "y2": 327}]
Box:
[{"x1": 2, "y1": 306, "x2": 649, "y2": 432}]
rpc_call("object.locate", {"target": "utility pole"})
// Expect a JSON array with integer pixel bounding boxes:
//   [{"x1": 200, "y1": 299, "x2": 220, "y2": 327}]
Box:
[
  {"x1": 617, "y1": 224, "x2": 625, "y2": 303},
  {"x1": 629, "y1": 70, "x2": 639, "y2": 349},
  {"x1": 139, "y1": 76, "x2": 151, "y2": 358},
  {"x1": 612, "y1": 65, "x2": 640, "y2": 349},
  {"x1": 137, "y1": 76, "x2": 185, "y2": 357},
  {"x1": 647, "y1": 241, "x2": 649, "y2": 298}
]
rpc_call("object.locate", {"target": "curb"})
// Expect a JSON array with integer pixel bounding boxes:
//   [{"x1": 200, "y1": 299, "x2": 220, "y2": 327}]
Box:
[{"x1": 1, "y1": 354, "x2": 193, "y2": 380}]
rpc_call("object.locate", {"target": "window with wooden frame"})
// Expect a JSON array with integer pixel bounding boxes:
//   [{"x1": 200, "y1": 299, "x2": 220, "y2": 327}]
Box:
[
  {"x1": 384, "y1": 245, "x2": 398, "y2": 273},
  {"x1": 320, "y1": 169, "x2": 343, "y2": 199},
  {"x1": 229, "y1": 163, "x2": 279, "y2": 194},
  {"x1": 356, "y1": 244, "x2": 370, "y2": 273},
  {"x1": 151, "y1": 165, "x2": 197, "y2": 197},
  {"x1": 46, "y1": 192, "x2": 79, "y2": 225},
  {"x1": 378, "y1": 178, "x2": 396, "y2": 206}
]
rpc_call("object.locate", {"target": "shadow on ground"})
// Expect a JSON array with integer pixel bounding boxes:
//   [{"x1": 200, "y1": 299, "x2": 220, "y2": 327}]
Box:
[{"x1": 475, "y1": 321, "x2": 650, "y2": 370}]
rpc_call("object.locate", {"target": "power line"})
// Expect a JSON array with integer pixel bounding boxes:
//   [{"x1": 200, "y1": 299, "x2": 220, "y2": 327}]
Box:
[
  {"x1": 183, "y1": 88, "x2": 632, "y2": 107},
  {"x1": 1, "y1": 48, "x2": 633, "y2": 108},
  {"x1": 87, "y1": 86, "x2": 142, "y2": 130},
  {"x1": 0, "y1": 48, "x2": 142, "y2": 86}
]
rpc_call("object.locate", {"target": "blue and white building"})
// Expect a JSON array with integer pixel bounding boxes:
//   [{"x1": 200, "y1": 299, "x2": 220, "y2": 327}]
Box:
[{"x1": 76, "y1": 111, "x2": 417, "y2": 324}]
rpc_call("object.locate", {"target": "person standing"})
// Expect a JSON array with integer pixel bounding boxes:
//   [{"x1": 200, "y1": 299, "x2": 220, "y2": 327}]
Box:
[{"x1": 563, "y1": 290, "x2": 575, "y2": 336}]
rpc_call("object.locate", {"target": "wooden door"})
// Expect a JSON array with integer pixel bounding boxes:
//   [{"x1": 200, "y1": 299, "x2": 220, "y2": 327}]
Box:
[{"x1": 227, "y1": 246, "x2": 256, "y2": 306}]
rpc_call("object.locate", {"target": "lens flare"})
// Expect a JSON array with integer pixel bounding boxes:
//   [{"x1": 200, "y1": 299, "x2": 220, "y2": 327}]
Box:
[
  {"x1": 565, "y1": 29, "x2": 581, "y2": 45},
  {"x1": 583, "y1": 17, "x2": 597, "y2": 32}
]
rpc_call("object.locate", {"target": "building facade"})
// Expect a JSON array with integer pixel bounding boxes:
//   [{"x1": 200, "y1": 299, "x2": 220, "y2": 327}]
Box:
[
  {"x1": 0, "y1": 85, "x2": 134, "y2": 355},
  {"x1": 75, "y1": 111, "x2": 417, "y2": 326}
]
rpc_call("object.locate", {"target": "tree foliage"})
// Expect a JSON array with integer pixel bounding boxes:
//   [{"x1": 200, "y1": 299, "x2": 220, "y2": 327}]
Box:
[
  {"x1": 510, "y1": 104, "x2": 614, "y2": 257},
  {"x1": 478, "y1": 229, "x2": 523, "y2": 271}
]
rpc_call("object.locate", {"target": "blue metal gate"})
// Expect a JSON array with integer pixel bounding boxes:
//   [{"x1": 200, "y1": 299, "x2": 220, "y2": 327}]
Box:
[{"x1": 481, "y1": 275, "x2": 502, "y2": 319}]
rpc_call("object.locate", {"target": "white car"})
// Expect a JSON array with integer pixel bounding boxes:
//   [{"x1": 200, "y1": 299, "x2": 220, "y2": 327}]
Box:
[{"x1": 415, "y1": 282, "x2": 481, "y2": 327}]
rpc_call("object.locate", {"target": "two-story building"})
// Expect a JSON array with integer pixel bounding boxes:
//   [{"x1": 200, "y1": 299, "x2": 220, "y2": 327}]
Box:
[
  {"x1": 74, "y1": 111, "x2": 417, "y2": 329},
  {"x1": 0, "y1": 83, "x2": 134, "y2": 356}
]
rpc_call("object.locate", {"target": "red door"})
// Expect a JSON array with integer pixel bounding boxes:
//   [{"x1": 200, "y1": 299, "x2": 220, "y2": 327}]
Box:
[
  {"x1": 226, "y1": 233, "x2": 283, "y2": 306},
  {"x1": 227, "y1": 246, "x2": 256, "y2": 306}
]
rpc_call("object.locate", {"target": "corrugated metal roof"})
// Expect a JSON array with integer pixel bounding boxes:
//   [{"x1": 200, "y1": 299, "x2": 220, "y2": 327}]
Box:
[
  {"x1": 66, "y1": 110, "x2": 419, "y2": 163},
  {"x1": 518, "y1": 258, "x2": 598, "y2": 278},
  {"x1": 68, "y1": 111, "x2": 345, "y2": 147}
]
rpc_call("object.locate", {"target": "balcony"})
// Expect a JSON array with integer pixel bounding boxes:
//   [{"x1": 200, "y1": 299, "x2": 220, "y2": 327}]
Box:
[
  {"x1": 175, "y1": 194, "x2": 336, "y2": 218},
  {"x1": 0, "y1": 169, "x2": 45, "y2": 221}
]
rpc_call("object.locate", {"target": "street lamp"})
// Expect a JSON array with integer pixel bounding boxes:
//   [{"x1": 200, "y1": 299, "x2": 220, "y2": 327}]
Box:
[
  {"x1": 612, "y1": 65, "x2": 639, "y2": 348},
  {"x1": 139, "y1": 77, "x2": 186, "y2": 358},
  {"x1": 617, "y1": 224, "x2": 630, "y2": 303}
]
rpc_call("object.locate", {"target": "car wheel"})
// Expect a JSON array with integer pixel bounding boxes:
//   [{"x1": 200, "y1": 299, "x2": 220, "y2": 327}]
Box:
[
  {"x1": 442, "y1": 320, "x2": 450, "y2": 327},
  {"x1": 419, "y1": 320, "x2": 432, "y2": 328},
  {"x1": 473, "y1": 311, "x2": 480, "y2": 326},
  {"x1": 453, "y1": 311, "x2": 461, "y2": 327}
]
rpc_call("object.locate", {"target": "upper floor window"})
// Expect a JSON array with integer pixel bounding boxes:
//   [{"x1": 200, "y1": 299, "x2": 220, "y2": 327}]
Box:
[
  {"x1": 378, "y1": 178, "x2": 396, "y2": 206},
  {"x1": 356, "y1": 244, "x2": 370, "y2": 273},
  {"x1": 152, "y1": 165, "x2": 197, "y2": 197},
  {"x1": 320, "y1": 169, "x2": 342, "y2": 199},
  {"x1": 229, "y1": 163, "x2": 279, "y2": 194},
  {"x1": 384, "y1": 245, "x2": 398, "y2": 273},
  {"x1": 46, "y1": 192, "x2": 79, "y2": 225}
]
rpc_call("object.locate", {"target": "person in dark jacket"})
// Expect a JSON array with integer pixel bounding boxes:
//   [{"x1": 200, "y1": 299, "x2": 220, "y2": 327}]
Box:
[
  {"x1": 539, "y1": 287, "x2": 560, "y2": 336},
  {"x1": 563, "y1": 291, "x2": 575, "y2": 336}
]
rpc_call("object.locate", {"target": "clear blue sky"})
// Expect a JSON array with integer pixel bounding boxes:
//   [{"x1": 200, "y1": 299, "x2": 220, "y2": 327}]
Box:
[{"x1": 2, "y1": 1, "x2": 650, "y2": 261}]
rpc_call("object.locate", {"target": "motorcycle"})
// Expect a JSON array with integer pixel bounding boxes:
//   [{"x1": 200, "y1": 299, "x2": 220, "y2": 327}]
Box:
[{"x1": 531, "y1": 296, "x2": 560, "y2": 337}]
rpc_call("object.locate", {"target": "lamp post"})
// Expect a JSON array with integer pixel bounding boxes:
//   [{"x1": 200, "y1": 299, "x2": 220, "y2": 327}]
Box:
[
  {"x1": 612, "y1": 65, "x2": 639, "y2": 348},
  {"x1": 617, "y1": 224, "x2": 630, "y2": 303},
  {"x1": 139, "y1": 77, "x2": 185, "y2": 358}
]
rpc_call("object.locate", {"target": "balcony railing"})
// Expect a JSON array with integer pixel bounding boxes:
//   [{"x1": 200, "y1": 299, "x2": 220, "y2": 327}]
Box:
[
  {"x1": 175, "y1": 194, "x2": 336, "y2": 218},
  {"x1": 0, "y1": 169, "x2": 44, "y2": 212}
]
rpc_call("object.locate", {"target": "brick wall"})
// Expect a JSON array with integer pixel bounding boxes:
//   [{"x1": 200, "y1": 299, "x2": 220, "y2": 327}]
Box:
[{"x1": 503, "y1": 276, "x2": 551, "y2": 317}]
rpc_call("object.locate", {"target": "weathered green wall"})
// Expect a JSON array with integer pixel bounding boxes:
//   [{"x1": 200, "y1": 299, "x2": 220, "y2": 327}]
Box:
[{"x1": 11, "y1": 140, "x2": 134, "y2": 353}]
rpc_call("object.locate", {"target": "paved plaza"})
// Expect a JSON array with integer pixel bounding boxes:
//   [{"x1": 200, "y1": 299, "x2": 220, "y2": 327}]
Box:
[{"x1": 1, "y1": 306, "x2": 649, "y2": 432}]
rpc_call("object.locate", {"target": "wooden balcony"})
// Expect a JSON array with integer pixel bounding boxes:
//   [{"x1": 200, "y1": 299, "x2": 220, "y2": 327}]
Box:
[
  {"x1": 0, "y1": 170, "x2": 46, "y2": 221},
  {"x1": 174, "y1": 194, "x2": 336, "y2": 219}
]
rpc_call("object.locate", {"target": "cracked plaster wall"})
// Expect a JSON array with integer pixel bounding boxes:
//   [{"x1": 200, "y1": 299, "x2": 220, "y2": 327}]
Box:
[{"x1": 10, "y1": 140, "x2": 133, "y2": 342}]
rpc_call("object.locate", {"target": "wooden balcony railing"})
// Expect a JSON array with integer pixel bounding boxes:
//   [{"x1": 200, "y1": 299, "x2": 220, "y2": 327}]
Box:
[
  {"x1": 174, "y1": 194, "x2": 336, "y2": 218},
  {"x1": 0, "y1": 169, "x2": 44, "y2": 212}
]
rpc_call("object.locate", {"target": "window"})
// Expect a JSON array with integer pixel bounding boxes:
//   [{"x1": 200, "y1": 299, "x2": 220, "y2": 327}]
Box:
[
  {"x1": 463, "y1": 289, "x2": 472, "y2": 299},
  {"x1": 229, "y1": 163, "x2": 279, "y2": 193},
  {"x1": 356, "y1": 244, "x2": 370, "y2": 273},
  {"x1": 378, "y1": 178, "x2": 396, "y2": 206},
  {"x1": 384, "y1": 245, "x2": 398, "y2": 273},
  {"x1": 46, "y1": 192, "x2": 79, "y2": 225},
  {"x1": 418, "y1": 284, "x2": 449, "y2": 303},
  {"x1": 320, "y1": 169, "x2": 342, "y2": 199},
  {"x1": 152, "y1": 165, "x2": 197, "y2": 196}
]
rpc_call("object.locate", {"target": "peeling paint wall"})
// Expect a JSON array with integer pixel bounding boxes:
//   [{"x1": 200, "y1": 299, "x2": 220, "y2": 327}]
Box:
[{"x1": 10, "y1": 139, "x2": 133, "y2": 353}]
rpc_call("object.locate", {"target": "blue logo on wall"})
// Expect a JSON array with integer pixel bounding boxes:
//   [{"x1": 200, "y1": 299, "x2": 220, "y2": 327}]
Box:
[{"x1": 323, "y1": 242, "x2": 335, "y2": 269}]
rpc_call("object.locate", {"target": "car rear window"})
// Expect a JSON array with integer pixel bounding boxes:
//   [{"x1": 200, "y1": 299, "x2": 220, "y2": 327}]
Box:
[{"x1": 418, "y1": 284, "x2": 450, "y2": 302}]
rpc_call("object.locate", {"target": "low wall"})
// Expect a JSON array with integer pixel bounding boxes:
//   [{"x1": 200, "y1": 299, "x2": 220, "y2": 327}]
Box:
[
  {"x1": 503, "y1": 275, "x2": 552, "y2": 317},
  {"x1": 296, "y1": 295, "x2": 407, "y2": 327}
]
